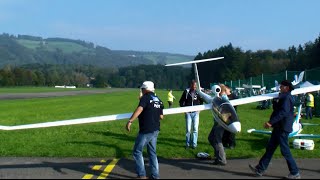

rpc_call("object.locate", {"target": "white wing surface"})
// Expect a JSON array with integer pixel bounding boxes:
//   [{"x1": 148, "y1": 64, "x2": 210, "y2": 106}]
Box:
[{"x1": 0, "y1": 85, "x2": 320, "y2": 131}]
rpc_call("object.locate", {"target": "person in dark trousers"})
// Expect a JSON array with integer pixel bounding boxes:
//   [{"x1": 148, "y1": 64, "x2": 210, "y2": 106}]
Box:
[
  {"x1": 305, "y1": 92, "x2": 314, "y2": 120},
  {"x1": 249, "y1": 80, "x2": 301, "y2": 179},
  {"x1": 222, "y1": 85, "x2": 238, "y2": 149},
  {"x1": 179, "y1": 80, "x2": 204, "y2": 149},
  {"x1": 208, "y1": 84, "x2": 230, "y2": 166},
  {"x1": 126, "y1": 81, "x2": 164, "y2": 179}
]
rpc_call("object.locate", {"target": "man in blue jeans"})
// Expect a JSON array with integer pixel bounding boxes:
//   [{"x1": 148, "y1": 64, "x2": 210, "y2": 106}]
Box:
[
  {"x1": 126, "y1": 81, "x2": 164, "y2": 179},
  {"x1": 179, "y1": 80, "x2": 204, "y2": 149},
  {"x1": 249, "y1": 80, "x2": 300, "y2": 179}
]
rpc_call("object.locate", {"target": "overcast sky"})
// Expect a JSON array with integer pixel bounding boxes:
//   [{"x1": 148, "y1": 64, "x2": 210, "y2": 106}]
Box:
[{"x1": 1, "y1": 0, "x2": 319, "y2": 55}]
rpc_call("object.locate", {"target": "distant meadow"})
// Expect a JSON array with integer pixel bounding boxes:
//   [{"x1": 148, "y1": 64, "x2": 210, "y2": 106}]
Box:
[{"x1": 0, "y1": 87, "x2": 319, "y2": 159}]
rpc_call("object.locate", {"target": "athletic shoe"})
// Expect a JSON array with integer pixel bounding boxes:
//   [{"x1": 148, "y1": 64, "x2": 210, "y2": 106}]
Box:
[
  {"x1": 285, "y1": 173, "x2": 301, "y2": 179},
  {"x1": 249, "y1": 164, "x2": 263, "y2": 177}
]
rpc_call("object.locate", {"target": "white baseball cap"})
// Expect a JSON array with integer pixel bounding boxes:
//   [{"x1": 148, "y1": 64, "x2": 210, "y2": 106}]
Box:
[{"x1": 140, "y1": 81, "x2": 155, "y2": 92}]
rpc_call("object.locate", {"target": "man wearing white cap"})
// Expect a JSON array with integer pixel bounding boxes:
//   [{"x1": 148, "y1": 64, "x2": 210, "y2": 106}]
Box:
[{"x1": 126, "y1": 81, "x2": 164, "y2": 179}]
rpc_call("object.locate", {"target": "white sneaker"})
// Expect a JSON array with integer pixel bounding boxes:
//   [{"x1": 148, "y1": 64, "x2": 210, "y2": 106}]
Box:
[{"x1": 285, "y1": 173, "x2": 301, "y2": 179}]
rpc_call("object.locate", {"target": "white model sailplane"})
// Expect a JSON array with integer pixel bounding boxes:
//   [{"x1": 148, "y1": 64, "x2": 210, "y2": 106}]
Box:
[
  {"x1": 292, "y1": 71, "x2": 305, "y2": 86},
  {"x1": 0, "y1": 58, "x2": 320, "y2": 132},
  {"x1": 247, "y1": 104, "x2": 320, "y2": 138},
  {"x1": 165, "y1": 58, "x2": 320, "y2": 134},
  {"x1": 272, "y1": 71, "x2": 305, "y2": 91}
]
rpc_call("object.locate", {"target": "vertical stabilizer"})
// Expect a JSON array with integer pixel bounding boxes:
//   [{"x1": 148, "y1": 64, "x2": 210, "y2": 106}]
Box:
[
  {"x1": 298, "y1": 71, "x2": 305, "y2": 83},
  {"x1": 275, "y1": 80, "x2": 279, "y2": 91},
  {"x1": 194, "y1": 63, "x2": 201, "y2": 90},
  {"x1": 294, "y1": 75, "x2": 298, "y2": 83},
  {"x1": 295, "y1": 104, "x2": 302, "y2": 123}
]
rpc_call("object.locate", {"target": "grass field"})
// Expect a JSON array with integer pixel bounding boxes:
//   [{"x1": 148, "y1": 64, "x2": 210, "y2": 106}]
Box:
[{"x1": 0, "y1": 88, "x2": 319, "y2": 159}]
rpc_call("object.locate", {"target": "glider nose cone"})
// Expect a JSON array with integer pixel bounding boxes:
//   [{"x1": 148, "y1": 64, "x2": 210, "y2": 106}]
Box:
[{"x1": 228, "y1": 122, "x2": 241, "y2": 133}]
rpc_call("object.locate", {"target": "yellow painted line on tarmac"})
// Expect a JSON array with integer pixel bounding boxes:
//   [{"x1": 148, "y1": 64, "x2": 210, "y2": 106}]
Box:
[
  {"x1": 82, "y1": 160, "x2": 105, "y2": 179},
  {"x1": 82, "y1": 174, "x2": 94, "y2": 179},
  {"x1": 82, "y1": 159, "x2": 120, "y2": 179},
  {"x1": 97, "y1": 158, "x2": 120, "y2": 179},
  {"x1": 92, "y1": 165, "x2": 102, "y2": 171}
]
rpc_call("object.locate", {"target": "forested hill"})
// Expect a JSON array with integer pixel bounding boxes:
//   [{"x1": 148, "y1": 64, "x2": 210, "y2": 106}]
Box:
[
  {"x1": 0, "y1": 33, "x2": 194, "y2": 68},
  {"x1": 114, "y1": 50, "x2": 194, "y2": 65}
]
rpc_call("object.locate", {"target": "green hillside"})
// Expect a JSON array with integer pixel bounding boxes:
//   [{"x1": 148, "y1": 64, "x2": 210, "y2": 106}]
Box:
[
  {"x1": 114, "y1": 50, "x2": 194, "y2": 65},
  {"x1": 17, "y1": 39, "x2": 93, "y2": 54},
  {"x1": 0, "y1": 33, "x2": 194, "y2": 68}
]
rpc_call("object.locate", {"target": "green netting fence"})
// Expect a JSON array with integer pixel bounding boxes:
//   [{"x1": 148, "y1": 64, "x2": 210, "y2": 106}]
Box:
[{"x1": 211, "y1": 67, "x2": 320, "y2": 90}]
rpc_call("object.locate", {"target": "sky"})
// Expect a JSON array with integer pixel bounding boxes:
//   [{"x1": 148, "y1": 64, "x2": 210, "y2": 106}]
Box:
[{"x1": 0, "y1": 0, "x2": 319, "y2": 56}]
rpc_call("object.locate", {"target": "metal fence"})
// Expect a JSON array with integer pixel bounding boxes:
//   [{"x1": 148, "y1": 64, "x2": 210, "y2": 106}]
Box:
[{"x1": 215, "y1": 67, "x2": 320, "y2": 90}]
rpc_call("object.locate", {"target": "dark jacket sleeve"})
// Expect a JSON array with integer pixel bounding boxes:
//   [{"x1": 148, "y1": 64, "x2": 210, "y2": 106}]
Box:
[
  {"x1": 269, "y1": 95, "x2": 292, "y2": 125},
  {"x1": 179, "y1": 90, "x2": 186, "y2": 107}
]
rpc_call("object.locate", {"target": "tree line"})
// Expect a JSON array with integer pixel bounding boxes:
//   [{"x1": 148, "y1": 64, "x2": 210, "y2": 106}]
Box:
[
  {"x1": 196, "y1": 34, "x2": 320, "y2": 88},
  {"x1": 0, "y1": 63, "x2": 191, "y2": 90}
]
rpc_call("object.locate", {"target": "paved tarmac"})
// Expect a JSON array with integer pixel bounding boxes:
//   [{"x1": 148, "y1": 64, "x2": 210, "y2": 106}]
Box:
[
  {"x1": 0, "y1": 88, "x2": 131, "y2": 100},
  {"x1": 0, "y1": 157, "x2": 319, "y2": 179}
]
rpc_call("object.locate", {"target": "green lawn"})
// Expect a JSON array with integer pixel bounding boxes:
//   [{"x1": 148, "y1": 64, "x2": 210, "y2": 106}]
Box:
[{"x1": 0, "y1": 88, "x2": 319, "y2": 159}]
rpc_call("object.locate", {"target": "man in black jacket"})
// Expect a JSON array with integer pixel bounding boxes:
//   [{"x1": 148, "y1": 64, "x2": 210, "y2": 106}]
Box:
[
  {"x1": 249, "y1": 80, "x2": 300, "y2": 179},
  {"x1": 179, "y1": 80, "x2": 203, "y2": 149}
]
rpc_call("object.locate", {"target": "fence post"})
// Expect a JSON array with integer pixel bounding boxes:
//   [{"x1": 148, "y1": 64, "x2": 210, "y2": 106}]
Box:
[
  {"x1": 305, "y1": 70, "x2": 307, "y2": 81},
  {"x1": 285, "y1": 70, "x2": 287, "y2": 80}
]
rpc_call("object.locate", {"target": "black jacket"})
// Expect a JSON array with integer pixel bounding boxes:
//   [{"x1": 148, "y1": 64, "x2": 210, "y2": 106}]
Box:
[
  {"x1": 179, "y1": 88, "x2": 204, "y2": 107},
  {"x1": 269, "y1": 92, "x2": 294, "y2": 133}
]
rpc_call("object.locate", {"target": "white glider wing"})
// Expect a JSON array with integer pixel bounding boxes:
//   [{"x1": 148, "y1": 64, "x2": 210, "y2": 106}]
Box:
[
  {"x1": 0, "y1": 104, "x2": 211, "y2": 130},
  {"x1": 230, "y1": 85, "x2": 320, "y2": 107},
  {"x1": 247, "y1": 129, "x2": 272, "y2": 135},
  {"x1": 247, "y1": 130, "x2": 320, "y2": 139},
  {"x1": 0, "y1": 84, "x2": 320, "y2": 131},
  {"x1": 293, "y1": 134, "x2": 320, "y2": 138}
]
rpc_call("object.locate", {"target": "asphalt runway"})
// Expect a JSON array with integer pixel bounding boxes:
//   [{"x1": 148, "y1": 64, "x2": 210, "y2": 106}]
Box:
[
  {"x1": 0, "y1": 88, "x2": 132, "y2": 100},
  {"x1": 0, "y1": 157, "x2": 319, "y2": 179}
]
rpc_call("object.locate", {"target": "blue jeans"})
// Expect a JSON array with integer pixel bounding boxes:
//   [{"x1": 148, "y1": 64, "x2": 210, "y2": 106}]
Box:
[
  {"x1": 256, "y1": 128, "x2": 299, "y2": 175},
  {"x1": 133, "y1": 131, "x2": 159, "y2": 179},
  {"x1": 185, "y1": 112, "x2": 199, "y2": 148}
]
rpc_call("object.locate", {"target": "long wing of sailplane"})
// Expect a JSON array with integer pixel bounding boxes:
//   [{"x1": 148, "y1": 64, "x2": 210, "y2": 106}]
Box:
[
  {"x1": 1, "y1": 84, "x2": 319, "y2": 131},
  {"x1": 165, "y1": 57, "x2": 224, "y2": 66},
  {"x1": 248, "y1": 104, "x2": 320, "y2": 138},
  {"x1": 0, "y1": 105, "x2": 212, "y2": 130},
  {"x1": 1, "y1": 57, "x2": 320, "y2": 131}
]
